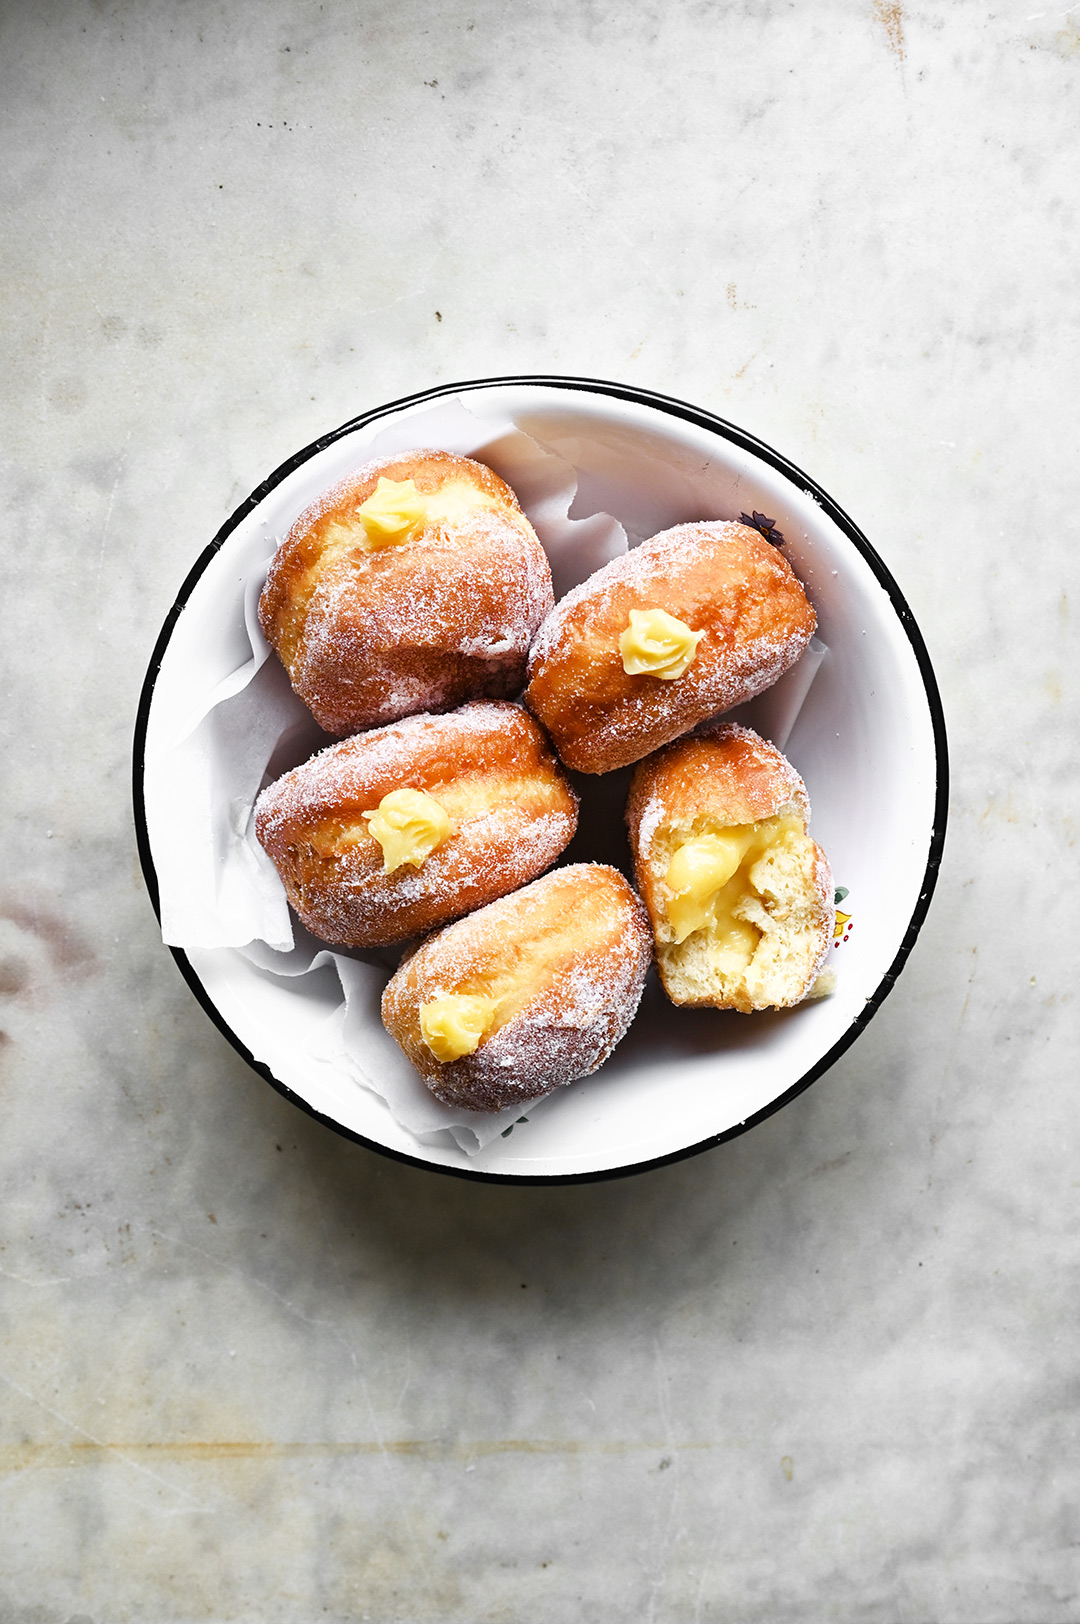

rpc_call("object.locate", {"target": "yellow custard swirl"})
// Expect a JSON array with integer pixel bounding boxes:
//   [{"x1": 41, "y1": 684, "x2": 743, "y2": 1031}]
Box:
[
  {"x1": 362, "y1": 788, "x2": 452, "y2": 872},
  {"x1": 619, "y1": 608, "x2": 703, "y2": 679},
  {"x1": 354, "y1": 478, "x2": 426, "y2": 547},
  {"x1": 419, "y1": 994, "x2": 498, "y2": 1062},
  {"x1": 353, "y1": 475, "x2": 504, "y2": 550}
]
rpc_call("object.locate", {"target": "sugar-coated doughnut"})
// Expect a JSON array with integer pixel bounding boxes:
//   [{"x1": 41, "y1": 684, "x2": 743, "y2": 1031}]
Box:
[
  {"x1": 254, "y1": 703, "x2": 577, "y2": 947},
  {"x1": 259, "y1": 450, "x2": 554, "y2": 735},
  {"x1": 524, "y1": 521, "x2": 816, "y2": 773},
  {"x1": 625, "y1": 723, "x2": 833, "y2": 1012},
  {"x1": 381, "y1": 863, "x2": 652, "y2": 1111}
]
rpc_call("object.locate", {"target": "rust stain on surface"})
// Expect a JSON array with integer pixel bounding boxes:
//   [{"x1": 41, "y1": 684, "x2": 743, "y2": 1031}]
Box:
[
  {"x1": 0, "y1": 1437, "x2": 712, "y2": 1471},
  {"x1": 0, "y1": 897, "x2": 97, "y2": 977},
  {"x1": 0, "y1": 955, "x2": 30, "y2": 995},
  {"x1": 872, "y1": 0, "x2": 905, "y2": 59},
  {"x1": 1052, "y1": 19, "x2": 1080, "y2": 56}
]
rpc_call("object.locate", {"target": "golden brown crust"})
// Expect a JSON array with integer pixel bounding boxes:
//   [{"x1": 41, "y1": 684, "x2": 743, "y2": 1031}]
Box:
[
  {"x1": 626, "y1": 723, "x2": 833, "y2": 1012},
  {"x1": 259, "y1": 450, "x2": 554, "y2": 735},
  {"x1": 254, "y1": 703, "x2": 578, "y2": 946},
  {"x1": 380, "y1": 864, "x2": 652, "y2": 1112},
  {"x1": 524, "y1": 521, "x2": 816, "y2": 773},
  {"x1": 625, "y1": 722, "x2": 812, "y2": 851}
]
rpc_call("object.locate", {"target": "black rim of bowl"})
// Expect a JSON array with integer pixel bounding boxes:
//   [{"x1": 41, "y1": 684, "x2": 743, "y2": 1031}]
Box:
[{"x1": 132, "y1": 374, "x2": 949, "y2": 1185}]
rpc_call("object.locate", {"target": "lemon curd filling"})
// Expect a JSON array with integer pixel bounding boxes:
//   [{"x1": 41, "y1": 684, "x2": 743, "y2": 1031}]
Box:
[
  {"x1": 353, "y1": 475, "x2": 502, "y2": 550},
  {"x1": 416, "y1": 908, "x2": 589, "y2": 1064},
  {"x1": 619, "y1": 608, "x2": 703, "y2": 679},
  {"x1": 419, "y1": 994, "x2": 498, "y2": 1062},
  {"x1": 354, "y1": 477, "x2": 425, "y2": 546},
  {"x1": 664, "y1": 814, "x2": 806, "y2": 966},
  {"x1": 362, "y1": 788, "x2": 452, "y2": 872}
]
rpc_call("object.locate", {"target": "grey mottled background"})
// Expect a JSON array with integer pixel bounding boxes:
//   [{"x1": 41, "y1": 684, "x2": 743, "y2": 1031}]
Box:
[{"x1": 1, "y1": 0, "x2": 1077, "y2": 1619}]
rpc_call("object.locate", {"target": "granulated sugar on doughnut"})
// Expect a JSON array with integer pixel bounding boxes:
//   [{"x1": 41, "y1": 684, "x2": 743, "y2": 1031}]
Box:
[
  {"x1": 259, "y1": 450, "x2": 554, "y2": 735},
  {"x1": 380, "y1": 863, "x2": 652, "y2": 1112},
  {"x1": 254, "y1": 703, "x2": 577, "y2": 948},
  {"x1": 525, "y1": 520, "x2": 816, "y2": 773},
  {"x1": 626, "y1": 722, "x2": 834, "y2": 1013}
]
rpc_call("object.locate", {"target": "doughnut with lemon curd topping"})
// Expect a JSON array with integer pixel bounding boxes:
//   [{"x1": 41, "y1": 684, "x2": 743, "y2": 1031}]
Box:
[
  {"x1": 524, "y1": 520, "x2": 816, "y2": 774},
  {"x1": 259, "y1": 450, "x2": 554, "y2": 735},
  {"x1": 253, "y1": 702, "x2": 578, "y2": 948},
  {"x1": 381, "y1": 863, "x2": 652, "y2": 1112},
  {"x1": 625, "y1": 722, "x2": 834, "y2": 1013}
]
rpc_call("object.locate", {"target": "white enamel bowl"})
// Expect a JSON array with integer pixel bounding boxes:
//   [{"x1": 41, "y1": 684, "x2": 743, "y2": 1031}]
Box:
[{"x1": 134, "y1": 377, "x2": 947, "y2": 1183}]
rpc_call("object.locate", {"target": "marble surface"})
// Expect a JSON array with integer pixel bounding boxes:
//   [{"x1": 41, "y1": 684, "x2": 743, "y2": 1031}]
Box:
[{"x1": 1, "y1": 0, "x2": 1076, "y2": 1618}]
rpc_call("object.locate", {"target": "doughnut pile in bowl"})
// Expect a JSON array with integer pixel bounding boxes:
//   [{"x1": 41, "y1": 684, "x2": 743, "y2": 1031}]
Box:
[{"x1": 135, "y1": 378, "x2": 947, "y2": 1183}]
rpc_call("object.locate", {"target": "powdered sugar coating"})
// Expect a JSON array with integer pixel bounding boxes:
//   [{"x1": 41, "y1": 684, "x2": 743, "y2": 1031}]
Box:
[
  {"x1": 381, "y1": 864, "x2": 653, "y2": 1112},
  {"x1": 259, "y1": 450, "x2": 555, "y2": 736},
  {"x1": 525, "y1": 521, "x2": 816, "y2": 774},
  {"x1": 254, "y1": 702, "x2": 578, "y2": 946}
]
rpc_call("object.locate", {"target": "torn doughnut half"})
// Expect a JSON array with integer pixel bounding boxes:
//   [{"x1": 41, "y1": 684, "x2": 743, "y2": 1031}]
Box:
[
  {"x1": 626, "y1": 723, "x2": 834, "y2": 1013},
  {"x1": 381, "y1": 863, "x2": 652, "y2": 1112},
  {"x1": 258, "y1": 449, "x2": 554, "y2": 735}
]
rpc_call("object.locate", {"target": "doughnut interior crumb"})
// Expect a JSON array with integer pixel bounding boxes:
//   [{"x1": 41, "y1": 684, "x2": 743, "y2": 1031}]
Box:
[
  {"x1": 805, "y1": 968, "x2": 838, "y2": 1000},
  {"x1": 650, "y1": 809, "x2": 829, "y2": 1013}
]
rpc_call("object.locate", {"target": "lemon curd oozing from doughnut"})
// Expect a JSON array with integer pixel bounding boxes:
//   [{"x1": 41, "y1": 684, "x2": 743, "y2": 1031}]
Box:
[
  {"x1": 287, "y1": 763, "x2": 562, "y2": 879},
  {"x1": 276, "y1": 475, "x2": 512, "y2": 668},
  {"x1": 275, "y1": 759, "x2": 570, "y2": 945},
  {"x1": 350, "y1": 475, "x2": 505, "y2": 552},
  {"x1": 662, "y1": 813, "x2": 811, "y2": 978},
  {"x1": 619, "y1": 608, "x2": 703, "y2": 679},
  {"x1": 361, "y1": 788, "x2": 452, "y2": 873},
  {"x1": 258, "y1": 450, "x2": 558, "y2": 740},
  {"x1": 419, "y1": 994, "x2": 498, "y2": 1062},
  {"x1": 353, "y1": 478, "x2": 425, "y2": 546},
  {"x1": 416, "y1": 911, "x2": 592, "y2": 1065}
]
